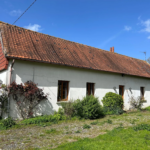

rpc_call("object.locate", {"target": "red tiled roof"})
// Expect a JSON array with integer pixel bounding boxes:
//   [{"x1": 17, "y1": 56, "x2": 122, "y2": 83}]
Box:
[
  {"x1": 0, "y1": 21, "x2": 150, "y2": 78},
  {"x1": 0, "y1": 40, "x2": 8, "y2": 71}
]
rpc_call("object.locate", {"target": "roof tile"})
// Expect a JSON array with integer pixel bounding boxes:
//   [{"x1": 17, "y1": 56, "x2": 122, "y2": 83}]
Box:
[
  {"x1": 0, "y1": 21, "x2": 150, "y2": 78},
  {"x1": 0, "y1": 40, "x2": 8, "y2": 71}
]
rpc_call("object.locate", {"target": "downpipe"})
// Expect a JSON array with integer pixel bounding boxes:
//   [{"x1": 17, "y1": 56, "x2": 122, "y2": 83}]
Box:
[{"x1": 7, "y1": 59, "x2": 15, "y2": 117}]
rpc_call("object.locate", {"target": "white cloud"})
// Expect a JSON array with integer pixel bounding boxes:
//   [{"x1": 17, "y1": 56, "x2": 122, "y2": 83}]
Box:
[
  {"x1": 9, "y1": 10, "x2": 22, "y2": 16},
  {"x1": 140, "y1": 19, "x2": 150, "y2": 33},
  {"x1": 24, "y1": 24, "x2": 41, "y2": 32},
  {"x1": 138, "y1": 17, "x2": 150, "y2": 39},
  {"x1": 124, "y1": 26, "x2": 132, "y2": 31}
]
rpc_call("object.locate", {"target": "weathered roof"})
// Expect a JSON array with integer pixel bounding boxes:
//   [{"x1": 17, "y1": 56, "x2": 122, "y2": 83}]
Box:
[
  {"x1": 0, "y1": 36, "x2": 8, "y2": 71},
  {"x1": 0, "y1": 21, "x2": 150, "y2": 78}
]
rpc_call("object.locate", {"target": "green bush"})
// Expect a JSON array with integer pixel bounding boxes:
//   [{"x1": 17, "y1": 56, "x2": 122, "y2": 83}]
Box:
[
  {"x1": 102, "y1": 92, "x2": 123, "y2": 115},
  {"x1": 45, "y1": 129, "x2": 57, "y2": 134},
  {"x1": 133, "y1": 124, "x2": 150, "y2": 131},
  {"x1": 91, "y1": 121, "x2": 98, "y2": 125},
  {"x1": 107, "y1": 119, "x2": 112, "y2": 124},
  {"x1": 1, "y1": 117, "x2": 16, "y2": 129},
  {"x1": 57, "y1": 108, "x2": 65, "y2": 116},
  {"x1": 61, "y1": 95, "x2": 104, "y2": 119},
  {"x1": 75, "y1": 130, "x2": 80, "y2": 133},
  {"x1": 83, "y1": 124, "x2": 91, "y2": 129},
  {"x1": 102, "y1": 92, "x2": 123, "y2": 108},
  {"x1": 103, "y1": 106, "x2": 124, "y2": 115},
  {"x1": 60, "y1": 101, "x2": 75, "y2": 117},
  {"x1": 21, "y1": 113, "x2": 64, "y2": 125},
  {"x1": 144, "y1": 106, "x2": 150, "y2": 111},
  {"x1": 73, "y1": 95, "x2": 104, "y2": 119},
  {"x1": 72, "y1": 99, "x2": 83, "y2": 117}
]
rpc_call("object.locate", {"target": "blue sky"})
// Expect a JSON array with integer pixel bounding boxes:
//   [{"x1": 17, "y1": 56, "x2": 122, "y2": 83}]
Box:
[{"x1": 0, "y1": 0, "x2": 150, "y2": 61}]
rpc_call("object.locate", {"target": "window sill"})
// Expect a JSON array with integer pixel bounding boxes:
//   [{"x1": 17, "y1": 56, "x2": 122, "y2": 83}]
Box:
[{"x1": 57, "y1": 101, "x2": 68, "y2": 104}]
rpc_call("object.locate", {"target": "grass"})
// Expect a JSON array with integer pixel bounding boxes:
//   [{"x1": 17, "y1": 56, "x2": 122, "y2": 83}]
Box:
[
  {"x1": 144, "y1": 106, "x2": 150, "y2": 111},
  {"x1": 90, "y1": 121, "x2": 98, "y2": 125},
  {"x1": 75, "y1": 130, "x2": 80, "y2": 133},
  {"x1": 1, "y1": 110, "x2": 150, "y2": 149},
  {"x1": 45, "y1": 128, "x2": 61, "y2": 135},
  {"x1": 53, "y1": 127, "x2": 150, "y2": 150},
  {"x1": 107, "y1": 119, "x2": 112, "y2": 124},
  {"x1": 83, "y1": 124, "x2": 91, "y2": 129}
]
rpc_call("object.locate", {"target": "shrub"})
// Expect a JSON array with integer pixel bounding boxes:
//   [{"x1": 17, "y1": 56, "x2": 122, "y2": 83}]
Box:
[
  {"x1": 144, "y1": 106, "x2": 150, "y2": 111},
  {"x1": 0, "y1": 84, "x2": 8, "y2": 118},
  {"x1": 107, "y1": 119, "x2": 112, "y2": 124},
  {"x1": 81, "y1": 95, "x2": 104, "y2": 119},
  {"x1": 83, "y1": 124, "x2": 91, "y2": 129},
  {"x1": 102, "y1": 92, "x2": 123, "y2": 115},
  {"x1": 21, "y1": 113, "x2": 63, "y2": 125},
  {"x1": 54, "y1": 108, "x2": 66, "y2": 120},
  {"x1": 102, "y1": 92, "x2": 123, "y2": 108},
  {"x1": 45, "y1": 129, "x2": 57, "y2": 134},
  {"x1": 74, "y1": 95, "x2": 104, "y2": 119},
  {"x1": 61, "y1": 101, "x2": 75, "y2": 118},
  {"x1": 75, "y1": 130, "x2": 80, "y2": 133},
  {"x1": 72, "y1": 99, "x2": 83, "y2": 117},
  {"x1": 91, "y1": 121, "x2": 98, "y2": 125},
  {"x1": 129, "y1": 96, "x2": 143, "y2": 110},
  {"x1": 133, "y1": 124, "x2": 150, "y2": 131},
  {"x1": 103, "y1": 106, "x2": 124, "y2": 115},
  {"x1": 57, "y1": 108, "x2": 65, "y2": 116},
  {"x1": 61, "y1": 95, "x2": 104, "y2": 119},
  {"x1": 9, "y1": 81, "x2": 48, "y2": 119},
  {"x1": 1, "y1": 117, "x2": 16, "y2": 129}
]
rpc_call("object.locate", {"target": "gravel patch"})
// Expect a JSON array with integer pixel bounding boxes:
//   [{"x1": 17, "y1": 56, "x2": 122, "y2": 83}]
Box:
[{"x1": 0, "y1": 111, "x2": 150, "y2": 150}]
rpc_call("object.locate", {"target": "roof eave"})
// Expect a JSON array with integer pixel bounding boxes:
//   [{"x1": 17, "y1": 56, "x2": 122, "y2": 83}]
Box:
[{"x1": 6, "y1": 56, "x2": 150, "y2": 79}]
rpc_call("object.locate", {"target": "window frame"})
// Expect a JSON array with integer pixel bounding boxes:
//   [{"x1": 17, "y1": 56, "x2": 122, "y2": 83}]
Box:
[
  {"x1": 86, "y1": 82, "x2": 95, "y2": 96},
  {"x1": 57, "y1": 80, "x2": 69, "y2": 102}
]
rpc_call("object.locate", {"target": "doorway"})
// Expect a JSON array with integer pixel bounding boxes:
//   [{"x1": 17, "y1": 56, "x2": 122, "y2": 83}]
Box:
[{"x1": 119, "y1": 85, "x2": 124, "y2": 99}]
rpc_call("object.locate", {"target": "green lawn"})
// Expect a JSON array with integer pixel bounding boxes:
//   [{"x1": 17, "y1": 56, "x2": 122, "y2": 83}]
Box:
[
  {"x1": 1, "y1": 110, "x2": 150, "y2": 149},
  {"x1": 54, "y1": 127, "x2": 150, "y2": 150}
]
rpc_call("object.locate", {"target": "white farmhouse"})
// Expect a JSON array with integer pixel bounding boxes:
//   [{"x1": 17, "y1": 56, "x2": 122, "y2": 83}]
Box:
[{"x1": 0, "y1": 21, "x2": 150, "y2": 119}]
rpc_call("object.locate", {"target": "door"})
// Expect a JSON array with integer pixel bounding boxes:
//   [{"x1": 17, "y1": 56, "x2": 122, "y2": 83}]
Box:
[
  {"x1": 119, "y1": 85, "x2": 124, "y2": 99},
  {"x1": 119, "y1": 85, "x2": 124, "y2": 108}
]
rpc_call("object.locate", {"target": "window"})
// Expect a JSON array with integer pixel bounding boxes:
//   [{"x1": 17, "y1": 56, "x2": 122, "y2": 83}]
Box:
[
  {"x1": 86, "y1": 83, "x2": 94, "y2": 96},
  {"x1": 57, "y1": 81, "x2": 69, "y2": 101},
  {"x1": 119, "y1": 85, "x2": 124, "y2": 99},
  {"x1": 140, "y1": 87, "x2": 145, "y2": 100}
]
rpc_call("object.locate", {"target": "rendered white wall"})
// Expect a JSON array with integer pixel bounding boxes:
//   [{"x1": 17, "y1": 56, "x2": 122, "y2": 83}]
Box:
[
  {"x1": 9, "y1": 60, "x2": 150, "y2": 119},
  {"x1": 0, "y1": 63, "x2": 11, "y2": 119},
  {"x1": 0, "y1": 70, "x2": 7, "y2": 85},
  {"x1": 0, "y1": 61, "x2": 12, "y2": 86}
]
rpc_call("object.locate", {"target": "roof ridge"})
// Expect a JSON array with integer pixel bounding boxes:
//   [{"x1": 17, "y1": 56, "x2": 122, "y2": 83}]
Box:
[{"x1": 0, "y1": 21, "x2": 147, "y2": 64}]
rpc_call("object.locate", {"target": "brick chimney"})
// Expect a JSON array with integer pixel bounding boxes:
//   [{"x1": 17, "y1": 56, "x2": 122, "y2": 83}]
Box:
[
  {"x1": 110, "y1": 47, "x2": 114, "y2": 52},
  {"x1": 110, "y1": 47, "x2": 112, "y2": 52},
  {"x1": 112, "y1": 47, "x2": 114, "y2": 52}
]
